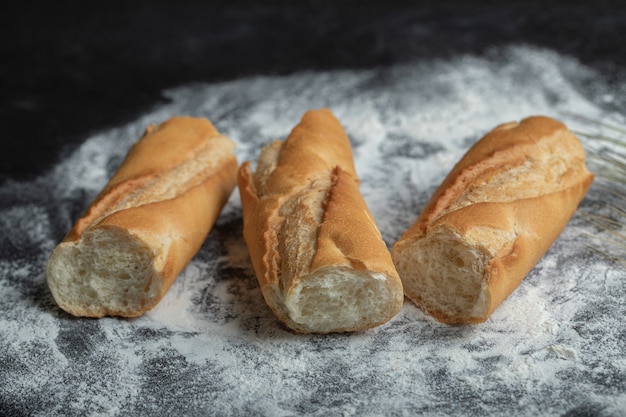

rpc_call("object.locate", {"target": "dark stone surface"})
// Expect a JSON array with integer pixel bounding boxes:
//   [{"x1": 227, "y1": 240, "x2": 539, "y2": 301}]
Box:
[
  {"x1": 3, "y1": 1, "x2": 626, "y2": 182},
  {"x1": 2, "y1": 2, "x2": 625, "y2": 416}
]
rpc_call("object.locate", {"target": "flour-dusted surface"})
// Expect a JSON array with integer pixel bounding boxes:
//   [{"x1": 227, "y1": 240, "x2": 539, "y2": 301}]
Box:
[{"x1": 1, "y1": 45, "x2": 625, "y2": 416}]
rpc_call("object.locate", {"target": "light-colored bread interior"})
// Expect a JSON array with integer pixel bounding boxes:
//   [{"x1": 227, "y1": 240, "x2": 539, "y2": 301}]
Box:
[
  {"x1": 47, "y1": 227, "x2": 160, "y2": 317},
  {"x1": 249, "y1": 141, "x2": 399, "y2": 333},
  {"x1": 239, "y1": 108, "x2": 403, "y2": 333},
  {"x1": 271, "y1": 268, "x2": 399, "y2": 334},
  {"x1": 394, "y1": 226, "x2": 491, "y2": 322},
  {"x1": 392, "y1": 116, "x2": 594, "y2": 324},
  {"x1": 47, "y1": 117, "x2": 238, "y2": 317}
]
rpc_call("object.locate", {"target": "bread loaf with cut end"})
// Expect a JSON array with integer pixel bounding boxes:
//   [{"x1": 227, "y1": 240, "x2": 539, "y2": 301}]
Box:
[
  {"x1": 392, "y1": 116, "x2": 594, "y2": 324},
  {"x1": 238, "y1": 108, "x2": 404, "y2": 333},
  {"x1": 46, "y1": 116, "x2": 238, "y2": 317}
]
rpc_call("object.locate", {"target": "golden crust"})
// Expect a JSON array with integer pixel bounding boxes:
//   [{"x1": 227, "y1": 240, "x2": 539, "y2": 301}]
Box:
[
  {"x1": 393, "y1": 115, "x2": 594, "y2": 324},
  {"x1": 47, "y1": 116, "x2": 238, "y2": 317},
  {"x1": 238, "y1": 109, "x2": 403, "y2": 333},
  {"x1": 311, "y1": 166, "x2": 400, "y2": 281}
]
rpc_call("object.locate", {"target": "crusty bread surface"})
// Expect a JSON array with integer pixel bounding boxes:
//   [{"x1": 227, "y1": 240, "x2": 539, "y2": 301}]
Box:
[
  {"x1": 238, "y1": 108, "x2": 404, "y2": 333},
  {"x1": 392, "y1": 116, "x2": 594, "y2": 324},
  {"x1": 46, "y1": 116, "x2": 238, "y2": 317}
]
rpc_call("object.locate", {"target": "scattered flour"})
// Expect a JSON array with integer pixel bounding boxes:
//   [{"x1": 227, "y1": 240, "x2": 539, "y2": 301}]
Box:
[{"x1": 1, "y1": 45, "x2": 625, "y2": 416}]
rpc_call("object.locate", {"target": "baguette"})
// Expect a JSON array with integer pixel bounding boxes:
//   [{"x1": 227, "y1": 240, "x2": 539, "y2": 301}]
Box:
[
  {"x1": 238, "y1": 108, "x2": 403, "y2": 333},
  {"x1": 392, "y1": 116, "x2": 594, "y2": 324},
  {"x1": 46, "y1": 116, "x2": 238, "y2": 317}
]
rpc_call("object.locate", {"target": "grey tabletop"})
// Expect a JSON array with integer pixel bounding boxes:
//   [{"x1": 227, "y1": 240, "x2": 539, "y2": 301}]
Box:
[{"x1": 2, "y1": 2, "x2": 625, "y2": 416}]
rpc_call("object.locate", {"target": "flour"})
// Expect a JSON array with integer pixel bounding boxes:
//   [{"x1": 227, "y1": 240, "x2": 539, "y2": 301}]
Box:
[{"x1": 1, "y1": 44, "x2": 625, "y2": 416}]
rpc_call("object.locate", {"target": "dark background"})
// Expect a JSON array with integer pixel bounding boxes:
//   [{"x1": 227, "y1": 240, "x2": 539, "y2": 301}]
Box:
[{"x1": 3, "y1": 0, "x2": 626, "y2": 184}]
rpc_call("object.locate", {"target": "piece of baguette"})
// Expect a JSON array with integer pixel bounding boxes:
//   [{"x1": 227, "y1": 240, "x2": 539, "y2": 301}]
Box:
[
  {"x1": 46, "y1": 116, "x2": 238, "y2": 317},
  {"x1": 392, "y1": 116, "x2": 594, "y2": 324},
  {"x1": 238, "y1": 108, "x2": 403, "y2": 333}
]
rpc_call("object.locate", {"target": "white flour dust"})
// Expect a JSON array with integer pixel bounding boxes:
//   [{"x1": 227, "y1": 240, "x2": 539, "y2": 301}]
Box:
[{"x1": 1, "y1": 45, "x2": 625, "y2": 416}]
